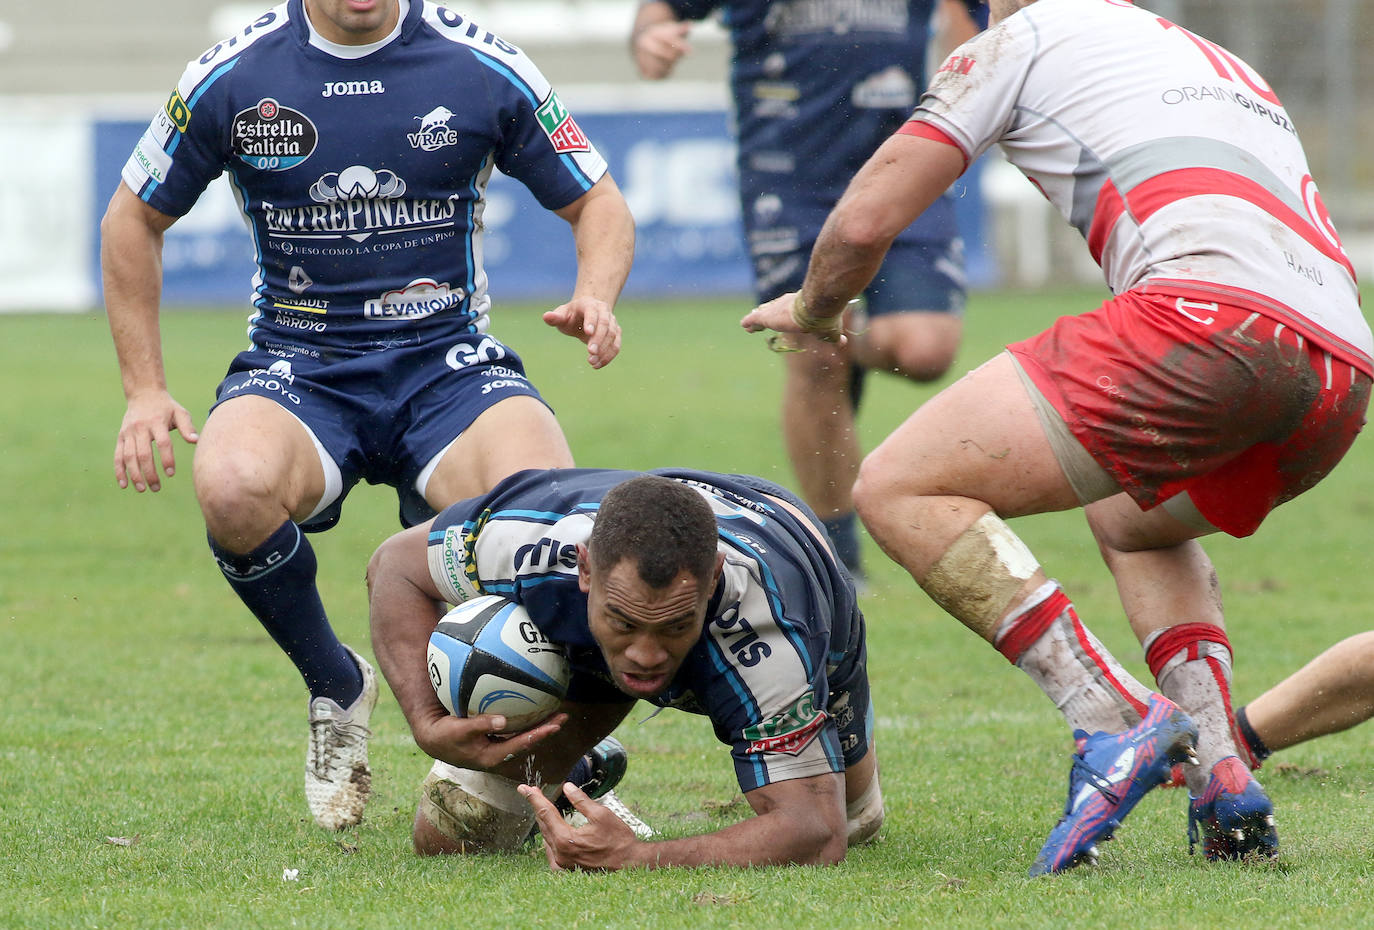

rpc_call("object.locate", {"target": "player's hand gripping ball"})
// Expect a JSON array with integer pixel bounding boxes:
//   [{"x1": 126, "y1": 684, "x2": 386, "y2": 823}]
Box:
[{"x1": 427, "y1": 595, "x2": 571, "y2": 732}]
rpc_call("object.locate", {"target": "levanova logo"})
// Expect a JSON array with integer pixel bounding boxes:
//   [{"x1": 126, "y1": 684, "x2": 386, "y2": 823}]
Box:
[{"x1": 232, "y1": 98, "x2": 319, "y2": 171}]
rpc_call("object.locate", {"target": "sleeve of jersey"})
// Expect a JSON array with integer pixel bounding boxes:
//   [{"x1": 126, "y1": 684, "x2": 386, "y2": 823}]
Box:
[
  {"x1": 120, "y1": 61, "x2": 233, "y2": 217},
  {"x1": 909, "y1": 20, "x2": 1033, "y2": 166},
  {"x1": 426, "y1": 500, "x2": 591, "y2": 606},
  {"x1": 708, "y1": 561, "x2": 845, "y2": 793},
  {"x1": 475, "y1": 48, "x2": 609, "y2": 211}
]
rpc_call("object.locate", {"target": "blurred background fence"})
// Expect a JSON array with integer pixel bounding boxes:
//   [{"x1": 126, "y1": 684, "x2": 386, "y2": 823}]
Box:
[{"x1": 1, "y1": 0, "x2": 1370, "y2": 310}]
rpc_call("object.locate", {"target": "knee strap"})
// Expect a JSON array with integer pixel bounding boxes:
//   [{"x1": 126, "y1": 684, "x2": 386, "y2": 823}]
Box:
[{"x1": 922, "y1": 512, "x2": 1040, "y2": 640}]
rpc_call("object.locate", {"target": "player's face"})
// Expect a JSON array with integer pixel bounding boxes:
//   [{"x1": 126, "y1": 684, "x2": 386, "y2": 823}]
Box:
[
  {"x1": 580, "y1": 553, "x2": 717, "y2": 700},
  {"x1": 304, "y1": 0, "x2": 401, "y2": 45}
]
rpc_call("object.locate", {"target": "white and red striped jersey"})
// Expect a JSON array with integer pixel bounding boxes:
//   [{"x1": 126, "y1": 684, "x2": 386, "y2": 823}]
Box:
[{"x1": 910, "y1": 0, "x2": 1371, "y2": 372}]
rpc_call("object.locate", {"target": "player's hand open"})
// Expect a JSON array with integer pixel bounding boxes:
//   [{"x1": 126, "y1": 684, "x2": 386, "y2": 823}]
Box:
[
  {"x1": 632, "y1": 20, "x2": 692, "y2": 80},
  {"x1": 519, "y1": 781, "x2": 640, "y2": 871},
  {"x1": 740, "y1": 291, "x2": 848, "y2": 350},
  {"x1": 114, "y1": 389, "x2": 200, "y2": 493},
  {"x1": 543, "y1": 297, "x2": 622, "y2": 369}
]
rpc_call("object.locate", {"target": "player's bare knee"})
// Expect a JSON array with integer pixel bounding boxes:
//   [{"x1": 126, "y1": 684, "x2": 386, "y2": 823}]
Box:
[
  {"x1": 866, "y1": 341, "x2": 957, "y2": 383},
  {"x1": 852, "y1": 458, "x2": 902, "y2": 536},
  {"x1": 197, "y1": 480, "x2": 284, "y2": 548},
  {"x1": 899, "y1": 337, "x2": 960, "y2": 381}
]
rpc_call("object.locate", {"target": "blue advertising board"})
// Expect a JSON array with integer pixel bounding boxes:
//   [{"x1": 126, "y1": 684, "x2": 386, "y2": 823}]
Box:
[
  {"x1": 92, "y1": 108, "x2": 991, "y2": 307},
  {"x1": 93, "y1": 109, "x2": 752, "y2": 306}
]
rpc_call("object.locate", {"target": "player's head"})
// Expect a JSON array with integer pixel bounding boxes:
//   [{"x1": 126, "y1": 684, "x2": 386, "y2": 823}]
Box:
[{"x1": 578, "y1": 475, "x2": 725, "y2": 699}]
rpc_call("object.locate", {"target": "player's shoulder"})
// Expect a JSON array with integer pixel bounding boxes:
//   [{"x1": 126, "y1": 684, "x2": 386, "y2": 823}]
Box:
[
  {"x1": 417, "y1": 2, "x2": 550, "y2": 90},
  {"x1": 170, "y1": 2, "x2": 294, "y2": 99}
]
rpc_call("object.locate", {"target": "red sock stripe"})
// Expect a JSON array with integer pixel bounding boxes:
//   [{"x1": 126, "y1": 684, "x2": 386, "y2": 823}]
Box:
[
  {"x1": 995, "y1": 588, "x2": 1072, "y2": 664},
  {"x1": 1068, "y1": 609, "x2": 1150, "y2": 718},
  {"x1": 1206, "y1": 655, "x2": 1237, "y2": 722},
  {"x1": 1144, "y1": 622, "x2": 1232, "y2": 679}
]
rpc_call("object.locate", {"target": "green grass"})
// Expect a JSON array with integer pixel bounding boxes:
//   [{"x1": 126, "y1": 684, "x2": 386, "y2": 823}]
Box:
[{"x1": 2, "y1": 290, "x2": 1372, "y2": 928}]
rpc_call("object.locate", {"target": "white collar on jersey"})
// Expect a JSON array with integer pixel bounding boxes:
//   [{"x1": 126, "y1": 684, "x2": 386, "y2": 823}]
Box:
[{"x1": 304, "y1": 0, "x2": 410, "y2": 58}]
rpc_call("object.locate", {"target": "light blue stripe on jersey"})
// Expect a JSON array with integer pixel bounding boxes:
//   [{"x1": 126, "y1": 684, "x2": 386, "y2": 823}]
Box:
[
  {"x1": 719, "y1": 528, "x2": 815, "y2": 680},
  {"x1": 143, "y1": 58, "x2": 239, "y2": 202},
  {"x1": 704, "y1": 633, "x2": 762, "y2": 726},
  {"x1": 225, "y1": 168, "x2": 269, "y2": 308},
  {"x1": 492, "y1": 509, "x2": 569, "y2": 523},
  {"x1": 463, "y1": 159, "x2": 484, "y2": 308},
  {"x1": 472, "y1": 51, "x2": 595, "y2": 192}
]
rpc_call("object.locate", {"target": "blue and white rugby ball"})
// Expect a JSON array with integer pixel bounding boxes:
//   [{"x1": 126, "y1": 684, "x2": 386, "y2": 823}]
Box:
[{"x1": 427, "y1": 595, "x2": 570, "y2": 732}]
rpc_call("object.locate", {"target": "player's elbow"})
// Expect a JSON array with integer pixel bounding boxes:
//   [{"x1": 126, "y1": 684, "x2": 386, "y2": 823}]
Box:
[{"x1": 829, "y1": 209, "x2": 898, "y2": 257}]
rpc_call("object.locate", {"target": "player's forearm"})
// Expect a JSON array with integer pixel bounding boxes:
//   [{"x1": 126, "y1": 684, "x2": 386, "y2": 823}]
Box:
[
  {"x1": 100, "y1": 195, "x2": 171, "y2": 400},
  {"x1": 367, "y1": 541, "x2": 449, "y2": 737},
  {"x1": 566, "y1": 179, "x2": 635, "y2": 306},
  {"x1": 797, "y1": 223, "x2": 891, "y2": 322},
  {"x1": 800, "y1": 134, "x2": 966, "y2": 319},
  {"x1": 618, "y1": 808, "x2": 845, "y2": 869}
]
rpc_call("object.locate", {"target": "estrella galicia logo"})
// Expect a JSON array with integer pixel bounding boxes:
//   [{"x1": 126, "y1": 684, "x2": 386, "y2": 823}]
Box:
[{"x1": 232, "y1": 98, "x2": 318, "y2": 171}]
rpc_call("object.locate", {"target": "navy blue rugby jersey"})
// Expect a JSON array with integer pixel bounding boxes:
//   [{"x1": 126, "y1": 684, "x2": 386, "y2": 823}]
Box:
[
  {"x1": 664, "y1": 0, "x2": 956, "y2": 244},
  {"x1": 121, "y1": 0, "x2": 607, "y2": 355},
  {"x1": 425, "y1": 467, "x2": 863, "y2": 791}
]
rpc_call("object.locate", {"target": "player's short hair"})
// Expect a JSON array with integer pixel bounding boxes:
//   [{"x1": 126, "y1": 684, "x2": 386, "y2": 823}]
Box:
[{"x1": 588, "y1": 475, "x2": 719, "y2": 589}]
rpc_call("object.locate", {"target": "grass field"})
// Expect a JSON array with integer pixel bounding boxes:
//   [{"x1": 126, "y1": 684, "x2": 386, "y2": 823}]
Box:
[{"x1": 2, "y1": 289, "x2": 1372, "y2": 928}]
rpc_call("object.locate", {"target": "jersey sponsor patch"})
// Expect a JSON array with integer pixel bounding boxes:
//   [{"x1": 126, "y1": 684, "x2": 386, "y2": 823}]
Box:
[
  {"x1": 535, "y1": 91, "x2": 590, "y2": 154},
  {"x1": 408, "y1": 106, "x2": 461, "y2": 152},
  {"x1": 363, "y1": 278, "x2": 465, "y2": 320},
  {"x1": 131, "y1": 130, "x2": 174, "y2": 185},
  {"x1": 232, "y1": 98, "x2": 319, "y2": 171},
  {"x1": 164, "y1": 89, "x2": 191, "y2": 133},
  {"x1": 744, "y1": 692, "x2": 829, "y2": 755}
]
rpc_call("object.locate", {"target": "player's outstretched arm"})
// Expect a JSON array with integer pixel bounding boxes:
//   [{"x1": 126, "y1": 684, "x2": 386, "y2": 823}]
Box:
[
  {"x1": 546, "y1": 176, "x2": 633, "y2": 369},
  {"x1": 367, "y1": 523, "x2": 569, "y2": 770},
  {"x1": 741, "y1": 134, "x2": 966, "y2": 337},
  {"x1": 520, "y1": 771, "x2": 847, "y2": 870},
  {"x1": 101, "y1": 184, "x2": 198, "y2": 492},
  {"x1": 630, "y1": 1, "x2": 692, "y2": 80}
]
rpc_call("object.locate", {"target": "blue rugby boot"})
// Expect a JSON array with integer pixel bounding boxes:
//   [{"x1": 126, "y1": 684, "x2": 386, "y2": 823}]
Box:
[
  {"x1": 1029, "y1": 695, "x2": 1199, "y2": 876},
  {"x1": 556, "y1": 736, "x2": 628, "y2": 814},
  {"x1": 1188, "y1": 756, "x2": 1278, "y2": 861},
  {"x1": 524, "y1": 736, "x2": 639, "y2": 844}
]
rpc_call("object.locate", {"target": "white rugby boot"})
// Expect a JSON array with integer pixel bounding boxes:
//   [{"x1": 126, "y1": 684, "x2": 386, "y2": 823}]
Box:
[{"x1": 305, "y1": 645, "x2": 378, "y2": 830}]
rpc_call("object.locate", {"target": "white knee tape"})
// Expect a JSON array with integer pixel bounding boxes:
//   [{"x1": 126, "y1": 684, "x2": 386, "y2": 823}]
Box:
[
  {"x1": 419, "y1": 761, "x2": 555, "y2": 853},
  {"x1": 921, "y1": 512, "x2": 1040, "y2": 640},
  {"x1": 846, "y1": 774, "x2": 884, "y2": 847}
]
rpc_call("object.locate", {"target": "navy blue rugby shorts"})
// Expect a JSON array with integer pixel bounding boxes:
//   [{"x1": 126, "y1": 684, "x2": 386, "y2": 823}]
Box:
[
  {"x1": 754, "y1": 236, "x2": 967, "y2": 320},
  {"x1": 210, "y1": 333, "x2": 549, "y2": 531}
]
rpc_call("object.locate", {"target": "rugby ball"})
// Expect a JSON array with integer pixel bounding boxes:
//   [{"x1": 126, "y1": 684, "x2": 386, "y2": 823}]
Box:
[{"x1": 427, "y1": 595, "x2": 570, "y2": 732}]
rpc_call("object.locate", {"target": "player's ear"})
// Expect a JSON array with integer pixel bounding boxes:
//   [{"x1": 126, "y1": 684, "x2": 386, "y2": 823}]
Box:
[
  {"x1": 576, "y1": 543, "x2": 593, "y2": 593},
  {"x1": 711, "y1": 551, "x2": 726, "y2": 586}
]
